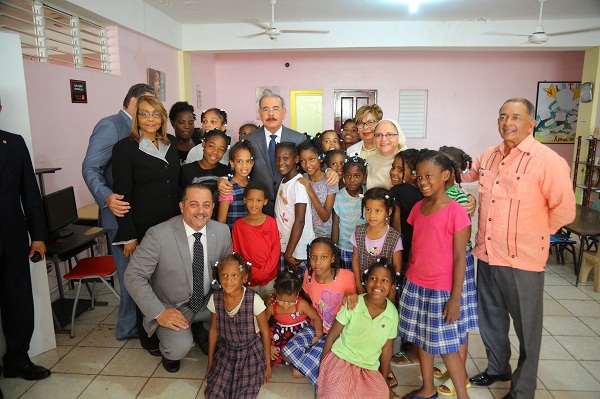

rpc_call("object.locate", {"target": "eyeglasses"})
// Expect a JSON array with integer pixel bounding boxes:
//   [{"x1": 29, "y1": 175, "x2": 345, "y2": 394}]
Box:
[
  {"x1": 357, "y1": 120, "x2": 377, "y2": 129},
  {"x1": 260, "y1": 106, "x2": 282, "y2": 114},
  {"x1": 138, "y1": 111, "x2": 162, "y2": 119},
  {"x1": 275, "y1": 297, "x2": 298, "y2": 306},
  {"x1": 374, "y1": 133, "x2": 399, "y2": 140}
]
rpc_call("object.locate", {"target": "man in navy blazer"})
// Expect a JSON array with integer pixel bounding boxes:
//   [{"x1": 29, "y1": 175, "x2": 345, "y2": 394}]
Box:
[
  {"x1": 0, "y1": 102, "x2": 51, "y2": 383},
  {"x1": 220, "y1": 91, "x2": 306, "y2": 216},
  {"x1": 82, "y1": 83, "x2": 155, "y2": 340}
]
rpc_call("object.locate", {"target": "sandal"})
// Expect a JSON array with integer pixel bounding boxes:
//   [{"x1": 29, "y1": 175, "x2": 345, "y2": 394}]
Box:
[
  {"x1": 436, "y1": 378, "x2": 471, "y2": 397},
  {"x1": 391, "y1": 351, "x2": 415, "y2": 366},
  {"x1": 387, "y1": 370, "x2": 398, "y2": 388},
  {"x1": 433, "y1": 362, "x2": 448, "y2": 379}
]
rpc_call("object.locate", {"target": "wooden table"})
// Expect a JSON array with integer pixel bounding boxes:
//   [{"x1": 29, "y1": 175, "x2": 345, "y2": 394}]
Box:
[{"x1": 564, "y1": 204, "x2": 600, "y2": 286}]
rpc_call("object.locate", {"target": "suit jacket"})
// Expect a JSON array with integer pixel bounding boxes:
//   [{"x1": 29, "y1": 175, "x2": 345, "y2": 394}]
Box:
[
  {"x1": 243, "y1": 126, "x2": 306, "y2": 216},
  {"x1": 0, "y1": 130, "x2": 46, "y2": 252},
  {"x1": 124, "y1": 216, "x2": 232, "y2": 335},
  {"x1": 112, "y1": 134, "x2": 181, "y2": 242},
  {"x1": 82, "y1": 110, "x2": 132, "y2": 231}
]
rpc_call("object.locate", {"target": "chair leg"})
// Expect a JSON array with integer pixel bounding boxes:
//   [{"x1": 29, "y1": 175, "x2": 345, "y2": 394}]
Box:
[
  {"x1": 99, "y1": 277, "x2": 121, "y2": 300},
  {"x1": 71, "y1": 281, "x2": 83, "y2": 338},
  {"x1": 91, "y1": 281, "x2": 96, "y2": 308},
  {"x1": 580, "y1": 259, "x2": 594, "y2": 285}
]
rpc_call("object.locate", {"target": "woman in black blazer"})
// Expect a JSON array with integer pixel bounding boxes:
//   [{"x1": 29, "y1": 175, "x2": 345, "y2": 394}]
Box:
[
  {"x1": 112, "y1": 95, "x2": 180, "y2": 351},
  {"x1": 112, "y1": 95, "x2": 181, "y2": 254}
]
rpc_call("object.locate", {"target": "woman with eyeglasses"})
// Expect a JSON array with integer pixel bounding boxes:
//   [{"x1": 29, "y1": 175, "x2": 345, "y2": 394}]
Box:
[
  {"x1": 345, "y1": 104, "x2": 384, "y2": 160},
  {"x1": 366, "y1": 119, "x2": 407, "y2": 190},
  {"x1": 112, "y1": 95, "x2": 181, "y2": 352}
]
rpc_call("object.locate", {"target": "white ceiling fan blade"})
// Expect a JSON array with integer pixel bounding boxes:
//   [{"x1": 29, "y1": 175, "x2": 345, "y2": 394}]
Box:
[
  {"x1": 239, "y1": 32, "x2": 267, "y2": 39},
  {"x1": 484, "y1": 32, "x2": 528, "y2": 37},
  {"x1": 243, "y1": 19, "x2": 270, "y2": 31},
  {"x1": 550, "y1": 27, "x2": 600, "y2": 37},
  {"x1": 280, "y1": 29, "x2": 330, "y2": 34}
]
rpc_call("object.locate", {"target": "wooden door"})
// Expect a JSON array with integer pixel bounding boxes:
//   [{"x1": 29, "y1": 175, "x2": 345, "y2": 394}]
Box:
[{"x1": 333, "y1": 90, "x2": 377, "y2": 133}]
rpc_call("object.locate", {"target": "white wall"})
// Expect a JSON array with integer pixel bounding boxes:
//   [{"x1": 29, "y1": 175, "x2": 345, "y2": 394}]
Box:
[{"x1": 0, "y1": 32, "x2": 56, "y2": 360}]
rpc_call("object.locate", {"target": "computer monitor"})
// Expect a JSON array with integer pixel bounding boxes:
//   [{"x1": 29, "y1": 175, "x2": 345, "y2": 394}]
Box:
[{"x1": 43, "y1": 186, "x2": 78, "y2": 238}]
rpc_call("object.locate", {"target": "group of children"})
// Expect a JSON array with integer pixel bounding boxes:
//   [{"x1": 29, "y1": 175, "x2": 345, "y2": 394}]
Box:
[{"x1": 196, "y1": 124, "x2": 479, "y2": 398}]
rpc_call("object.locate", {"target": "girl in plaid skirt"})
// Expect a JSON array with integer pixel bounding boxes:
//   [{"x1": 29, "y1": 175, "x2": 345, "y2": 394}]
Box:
[
  {"x1": 398, "y1": 150, "x2": 472, "y2": 399},
  {"x1": 217, "y1": 140, "x2": 255, "y2": 229},
  {"x1": 265, "y1": 270, "x2": 323, "y2": 366},
  {"x1": 318, "y1": 259, "x2": 400, "y2": 399},
  {"x1": 205, "y1": 253, "x2": 272, "y2": 399}
]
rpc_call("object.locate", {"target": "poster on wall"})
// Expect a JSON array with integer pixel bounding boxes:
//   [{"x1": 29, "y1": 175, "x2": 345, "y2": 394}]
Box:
[
  {"x1": 534, "y1": 81, "x2": 581, "y2": 144},
  {"x1": 147, "y1": 68, "x2": 166, "y2": 101}
]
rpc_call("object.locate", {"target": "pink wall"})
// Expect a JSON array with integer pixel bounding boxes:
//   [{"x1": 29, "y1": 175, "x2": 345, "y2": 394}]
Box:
[
  {"x1": 193, "y1": 50, "x2": 583, "y2": 166},
  {"x1": 25, "y1": 26, "x2": 180, "y2": 206}
]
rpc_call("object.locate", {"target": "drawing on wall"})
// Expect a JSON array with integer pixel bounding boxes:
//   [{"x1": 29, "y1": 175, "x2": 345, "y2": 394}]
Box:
[
  {"x1": 255, "y1": 86, "x2": 280, "y2": 118},
  {"x1": 147, "y1": 68, "x2": 166, "y2": 101},
  {"x1": 534, "y1": 81, "x2": 581, "y2": 144}
]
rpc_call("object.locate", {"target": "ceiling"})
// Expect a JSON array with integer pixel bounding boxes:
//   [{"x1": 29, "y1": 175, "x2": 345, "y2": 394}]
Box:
[
  {"x1": 144, "y1": 0, "x2": 600, "y2": 25},
  {"x1": 47, "y1": 0, "x2": 600, "y2": 51}
]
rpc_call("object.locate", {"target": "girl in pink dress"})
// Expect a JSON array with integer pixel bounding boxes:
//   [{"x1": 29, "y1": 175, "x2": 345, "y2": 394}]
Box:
[{"x1": 398, "y1": 149, "x2": 472, "y2": 399}]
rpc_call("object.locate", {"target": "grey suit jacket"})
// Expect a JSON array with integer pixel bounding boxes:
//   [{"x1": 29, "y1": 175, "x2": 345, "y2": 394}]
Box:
[
  {"x1": 124, "y1": 216, "x2": 232, "y2": 335},
  {"x1": 82, "y1": 110, "x2": 132, "y2": 231},
  {"x1": 243, "y1": 125, "x2": 306, "y2": 216}
]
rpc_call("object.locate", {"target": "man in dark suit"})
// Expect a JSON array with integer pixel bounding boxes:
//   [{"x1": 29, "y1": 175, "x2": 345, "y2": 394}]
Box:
[
  {"x1": 241, "y1": 91, "x2": 307, "y2": 216},
  {"x1": 82, "y1": 83, "x2": 155, "y2": 340},
  {"x1": 124, "y1": 183, "x2": 232, "y2": 373},
  {"x1": 0, "y1": 103, "x2": 51, "y2": 384}
]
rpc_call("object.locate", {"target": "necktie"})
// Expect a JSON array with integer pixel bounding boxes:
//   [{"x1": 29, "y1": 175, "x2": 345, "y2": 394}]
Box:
[
  {"x1": 190, "y1": 232, "x2": 204, "y2": 313},
  {"x1": 268, "y1": 134, "x2": 277, "y2": 176}
]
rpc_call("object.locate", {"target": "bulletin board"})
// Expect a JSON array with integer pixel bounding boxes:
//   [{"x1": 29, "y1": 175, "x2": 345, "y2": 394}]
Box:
[{"x1": 534, "y1": 81, "x2": 581, "y2": 144}]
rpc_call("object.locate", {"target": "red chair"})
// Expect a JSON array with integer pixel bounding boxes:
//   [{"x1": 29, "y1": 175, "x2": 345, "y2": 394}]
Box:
[{"x1": 63, "y1": 256, "x2": 120, "y2": 338}]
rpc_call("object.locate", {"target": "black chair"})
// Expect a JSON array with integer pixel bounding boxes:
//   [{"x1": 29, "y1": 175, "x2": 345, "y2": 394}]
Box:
[{"x1": 550, "y1": 233, "x2": 578, "y2": 270}]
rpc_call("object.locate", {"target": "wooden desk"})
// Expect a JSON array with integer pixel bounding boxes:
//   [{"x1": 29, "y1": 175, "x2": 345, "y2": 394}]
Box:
[{"x1": 564, "y1": 204, "x2": 600, "y2": 285}]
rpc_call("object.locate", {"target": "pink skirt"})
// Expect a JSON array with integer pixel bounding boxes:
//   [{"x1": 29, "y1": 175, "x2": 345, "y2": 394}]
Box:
[{"x1": 317, "y1": 351, "x2": 388, "y2": 399}]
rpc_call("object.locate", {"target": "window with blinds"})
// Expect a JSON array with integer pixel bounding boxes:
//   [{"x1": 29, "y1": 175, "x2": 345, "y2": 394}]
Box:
[
  {"x1": 0, "y1": 0, "x2": 109, "y2": 73},
  {"x1": 398, "y1": 89, "x2": 428, "y2": 139}
]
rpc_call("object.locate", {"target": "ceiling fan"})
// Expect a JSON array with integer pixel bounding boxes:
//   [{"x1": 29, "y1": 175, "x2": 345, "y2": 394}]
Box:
[
  {"x1": 242, "y1": 0, "x2": 329, "y2": 41},
  {"x1": 488, "y1": 0, "x2": 600, "y2": 45}
]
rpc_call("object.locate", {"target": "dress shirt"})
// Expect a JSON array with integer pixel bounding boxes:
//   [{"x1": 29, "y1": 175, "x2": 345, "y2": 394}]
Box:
[
  {"x1": 264, "y1": 126, "x2": 283, "y2": 147},
  {"x1": 183, "y1": 221, "x2": 210, "y2": 295},
  {"x1": 462, "y1": 134, "x2": 575, "y2": 271}
]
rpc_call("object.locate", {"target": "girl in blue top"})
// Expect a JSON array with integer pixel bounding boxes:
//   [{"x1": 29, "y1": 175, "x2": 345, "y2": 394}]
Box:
[{"x1": 217, "y1": 140, "x2": 255, "y2": 228}]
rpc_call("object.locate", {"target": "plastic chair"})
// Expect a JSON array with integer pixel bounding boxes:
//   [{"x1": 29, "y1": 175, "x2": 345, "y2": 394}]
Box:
[
  {"x1": 579, "y1": 245, "x2": 600, "y2": 292},
  {"x1": 549, "y1": 234, "x2": 578, "y2": 268},
  {"x1": 63, "y1": 256, "x2": 120, "y2": 338}
]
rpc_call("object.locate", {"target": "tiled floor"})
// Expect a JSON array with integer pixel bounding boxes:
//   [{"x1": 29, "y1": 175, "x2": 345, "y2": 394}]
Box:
[{"x1": 1, "y1": 254, "x2": 599, "y2": 398}]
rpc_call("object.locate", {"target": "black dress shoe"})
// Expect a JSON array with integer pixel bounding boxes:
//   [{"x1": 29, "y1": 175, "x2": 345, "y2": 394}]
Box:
[
  {"x1": 501, "y1": 394, "x2": 514, "y2": 399},
  {"x1": 3, "y1": 362, "x2": 51, "y2": 380},
  {"x1": 191, "y1": 322, "x2": 210, "y2": 355},
  {"x1": 162, "y1": 356, "x2": 180, "y2": 373},
  {"x1": 469, "y1": 371, "x2": 511, "y2": 386},
  {"x1": 147, "y1": 348, "x2": 162, "y2": 357}
]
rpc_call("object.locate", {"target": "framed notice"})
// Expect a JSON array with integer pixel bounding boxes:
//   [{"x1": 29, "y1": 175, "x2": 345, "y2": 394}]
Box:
[
  {"x1": 70, "y1": 79, "x2": 87, "y2": 103},
  {"x1": 534, "y1": 81, "x2": 581, "y2": 144}
]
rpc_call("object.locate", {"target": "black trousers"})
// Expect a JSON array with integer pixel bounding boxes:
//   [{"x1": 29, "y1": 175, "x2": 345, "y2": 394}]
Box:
[{"x1": 0, "y1": 233, "x2": 35, "y2": 370}]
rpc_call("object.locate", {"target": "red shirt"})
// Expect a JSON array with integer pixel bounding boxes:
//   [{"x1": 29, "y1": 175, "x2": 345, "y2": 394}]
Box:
[{"x1": 232, "y1": 216, "x2": 281, "y2": 286}]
